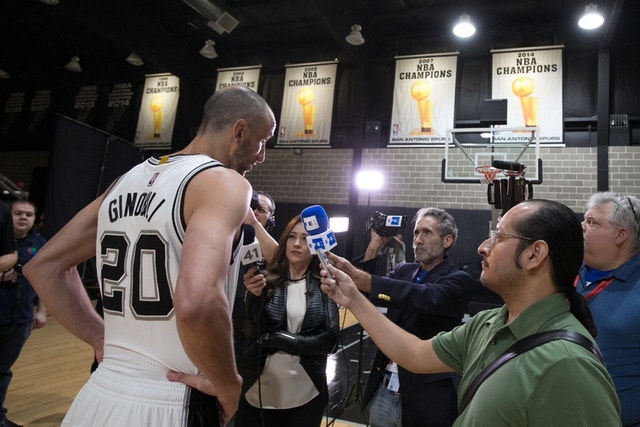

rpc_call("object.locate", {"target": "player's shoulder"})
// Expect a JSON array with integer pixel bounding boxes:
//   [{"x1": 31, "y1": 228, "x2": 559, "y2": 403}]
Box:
[
  {"x1": 187, "y1": 167, "x2": 251, "y2": 208},
  {"x1": 196, "y1": 164, "x2": 248, "y2": 188}
]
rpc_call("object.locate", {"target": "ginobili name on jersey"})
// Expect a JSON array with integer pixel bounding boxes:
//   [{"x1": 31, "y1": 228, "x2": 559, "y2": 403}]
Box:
[{"x1": 107, "y1": 191, "x2": 166, "y2": 223}]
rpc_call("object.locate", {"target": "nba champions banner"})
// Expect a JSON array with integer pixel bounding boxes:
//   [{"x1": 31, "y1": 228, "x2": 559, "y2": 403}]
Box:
[
  {"x1": 215, "y1": 65, "x2": 261, "y2": 92},
  {"x1": 388, "y1": 52, "x2": 458, "y2": 146},
  {"x1": 491, "y1": 46, "x2": 563, "y2": 144},
  {"x1": 134, "y1": 73, "x2": 180, "y2": 149},
  {"x1": 276, "y1": 61, "x2": 337, "y2": 147}
]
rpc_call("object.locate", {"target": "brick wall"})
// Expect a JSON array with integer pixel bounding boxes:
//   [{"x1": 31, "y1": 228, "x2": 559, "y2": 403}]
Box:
[
  {"x1": 1, "y1": 146, "x2": 639, "y2": 213},
  {"x1": 609, "y1": 146, "x2": 640, "y2": 196},
  {"x1": 246, "y1": 145, "x2": 640, "y2": 213},
  {"x1": 246, "y1": 148, "x2": 354, "y2": 205},
  {"x1": 0, "y1": 151, "x2": 50, "y2": 193}
]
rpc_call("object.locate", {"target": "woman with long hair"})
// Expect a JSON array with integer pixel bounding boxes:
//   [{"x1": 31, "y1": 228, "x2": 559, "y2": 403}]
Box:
[{"x1": 235, "y1": 215, "x2": 340, "y2": 427}]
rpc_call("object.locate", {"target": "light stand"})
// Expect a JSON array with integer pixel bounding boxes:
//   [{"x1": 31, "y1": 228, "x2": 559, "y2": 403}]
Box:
[
  {"x1": 343, "y1": 170, "x2": 384, "y2": 410},
  {"x1": 343, "y1": 199, "x2": 368, "y2": 410}
]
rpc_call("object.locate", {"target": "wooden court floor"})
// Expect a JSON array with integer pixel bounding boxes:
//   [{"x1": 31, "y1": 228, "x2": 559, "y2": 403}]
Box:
[{"x1": 5, "y1": 308, "x2": 365, "y2": 427}]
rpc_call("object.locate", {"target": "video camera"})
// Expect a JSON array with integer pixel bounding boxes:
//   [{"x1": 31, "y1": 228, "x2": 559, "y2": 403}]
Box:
[{"x1": 368, "y1": 211, "x2": 407, "y2": 237}]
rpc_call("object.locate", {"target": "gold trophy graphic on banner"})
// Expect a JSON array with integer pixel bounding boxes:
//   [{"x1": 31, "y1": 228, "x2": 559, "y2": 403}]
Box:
[
  {"x1": 296, "y1": 87, "x2": 316, "y2": 136},
  {"x1": 410, "y1": 81, "x2": 433, "y2": 134},
  {"x1": 512, "y1": 76, "x2": 537, "y2": 127},
  {"x1": 150, "y1": 95, "x2": 164, "y2": 138}
]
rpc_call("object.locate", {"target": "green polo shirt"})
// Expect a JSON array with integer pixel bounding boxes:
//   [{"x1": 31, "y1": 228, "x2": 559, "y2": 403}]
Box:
[{"x1": 433, "y1": 293, "x2": 621, "y2": 426}]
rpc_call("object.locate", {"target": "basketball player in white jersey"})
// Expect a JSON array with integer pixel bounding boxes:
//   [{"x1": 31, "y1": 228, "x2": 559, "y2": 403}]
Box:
[{"x1": 24, "y1": 85, "x2": 276, "y2": 426}]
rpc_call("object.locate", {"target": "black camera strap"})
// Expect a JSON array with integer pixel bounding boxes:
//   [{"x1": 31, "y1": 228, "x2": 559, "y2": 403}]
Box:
[{"x1": 458, "y1": 329, "x2": 602, "y2": 415}]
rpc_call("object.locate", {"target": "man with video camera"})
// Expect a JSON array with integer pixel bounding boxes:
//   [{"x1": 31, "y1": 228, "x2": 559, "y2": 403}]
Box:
[
  {"x1": 357, "y1": 211, "x2": 407, "y2": 276},
  {"x1": 329, "y1": 207, "x2": 478, "y2": 427}
]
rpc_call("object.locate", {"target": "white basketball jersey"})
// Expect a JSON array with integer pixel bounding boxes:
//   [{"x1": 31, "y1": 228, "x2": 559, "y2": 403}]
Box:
[{"x1": 96, "y1": 154, "x2": 243, "y2": 379}]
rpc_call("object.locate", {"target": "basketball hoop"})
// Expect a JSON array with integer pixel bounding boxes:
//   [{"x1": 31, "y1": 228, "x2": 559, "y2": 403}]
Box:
[
  {"x1": 493, "y1": 160, "x2": 526, "y2": 178},
  {"x1": 475, "y1": 165, "x2": 499, "y2": 185}
]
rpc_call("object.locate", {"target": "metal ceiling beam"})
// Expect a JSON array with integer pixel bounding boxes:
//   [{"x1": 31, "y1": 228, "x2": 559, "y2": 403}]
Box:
[
  {"x1": 294, "y1": 0, "x2": 368, "y2": 68},
  {"x1": 57, "y1": 0, "x2": 212, "y2": 82},
  {"x1": 600, "y1": 0, "x2": 625, "y2": 51}
]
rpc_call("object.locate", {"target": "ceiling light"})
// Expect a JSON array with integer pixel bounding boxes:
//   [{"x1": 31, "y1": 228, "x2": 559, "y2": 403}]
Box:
[
  {"x1": 199, "y1": 40, "x2": 218, "y2": 59},
  {"x1": 578, "y1": 4, "x2": 604, "y2": 30},
  {"x1": 345, "y1": 24, "x2": 365, "y2": 46},
  {"x1": 126, "y1": 53, "x2": 144, "y2": 66},
  {"x1": 453, "y1": 14, "x2": 476, "y2": 38},
  {"x1": 39, "y1": 0, "x2": 60, "y2": 5},
  {"x1": 0, "y1": 69, "x2": 10, "y2": 79},
  {"x1": 65, "y1": 56, "x2": 82, "y2": 72}
]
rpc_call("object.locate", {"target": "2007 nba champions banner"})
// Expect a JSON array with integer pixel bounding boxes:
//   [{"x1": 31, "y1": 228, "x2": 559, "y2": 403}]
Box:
[
  {"x1": 388, "y1": 52, "x2": 458, "y2": 146},
  {"x1": 276, "y1": 61, "x2": 337, "y2": 147},
  {"x1": 215, "y1": 65, "x2": 261, "y2": 92},
  {"x1": 491, "y1": 45, "x2": 563, "y2": 144},
  {"x1": 134, "y1": 73, "x2": 180, "y2": 149}
]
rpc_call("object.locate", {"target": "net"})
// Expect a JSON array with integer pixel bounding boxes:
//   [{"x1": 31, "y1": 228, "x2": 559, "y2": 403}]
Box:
[{"x1": 475, "y1": 165, "x2": 499, "y2": 185}]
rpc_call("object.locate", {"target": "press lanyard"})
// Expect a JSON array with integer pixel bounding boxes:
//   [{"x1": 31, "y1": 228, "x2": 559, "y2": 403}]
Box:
[{"x1": 574, "y1": 275, "x2": 615, "y2": 300}]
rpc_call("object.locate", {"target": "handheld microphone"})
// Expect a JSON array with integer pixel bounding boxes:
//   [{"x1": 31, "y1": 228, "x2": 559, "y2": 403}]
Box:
[
  {"x1": 241, "y1": 224, "x2": 266, "y2": 273},
  {"x1": 301, "y1": 205, "x2": 337, "y2": 278}
]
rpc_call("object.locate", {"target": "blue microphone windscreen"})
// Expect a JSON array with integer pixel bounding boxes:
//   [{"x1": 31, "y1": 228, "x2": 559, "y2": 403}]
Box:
[{"x1": 301, "y1": 205, "x2": 329, "y2": 236}]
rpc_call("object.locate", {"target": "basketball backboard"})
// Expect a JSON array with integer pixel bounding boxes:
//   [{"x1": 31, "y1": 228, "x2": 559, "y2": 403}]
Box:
[{"x1": 441, "y1": 126, "x2": 542, "y2": 184}]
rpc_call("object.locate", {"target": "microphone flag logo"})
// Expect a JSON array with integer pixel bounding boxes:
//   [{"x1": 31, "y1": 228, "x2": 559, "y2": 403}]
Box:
[{"x1": 303, "y1": 216, "x2": 320, "y2": 232}]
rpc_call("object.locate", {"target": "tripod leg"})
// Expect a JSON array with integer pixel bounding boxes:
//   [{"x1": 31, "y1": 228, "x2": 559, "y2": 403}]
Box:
[{"x1": 345, "y1": 325, "x2": 365, "y2": 407}]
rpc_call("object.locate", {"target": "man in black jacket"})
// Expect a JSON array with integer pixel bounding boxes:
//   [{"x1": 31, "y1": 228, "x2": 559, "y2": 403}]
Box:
[{"x1": 328, "y1": 207, "x2": 478, "y2": 427}]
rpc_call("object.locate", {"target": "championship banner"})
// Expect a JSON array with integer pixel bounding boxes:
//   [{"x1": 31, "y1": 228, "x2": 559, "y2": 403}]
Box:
[
  {"x1": 491, "y1": 46, "x2": 563, "y2": 144},
  {"x1": 2, "y1": 89, "x2": 54, "y2": 150},
  {"x1": 24, "y1": 89, "x2": 54, "y2": 149},
  {"x1": 72, "y1": 84, "x2": 99, "y2": 125},
  {"x1": 0, "y1": 91, "x2": 28, "y2": 146},
  {"x1": 276, "y1": 61, "x2": 337, "y2": 147},
  {"x1": 388, "y1": 53, "x2": 458, "y2": 146},
  {"x1": 100, "y1": 82, "x2": 136, "y2": 137},
  {"x1": 134, "y1": 73, "x2": 180, "y2": 149},
  {"x1": 215, "y1": 65, "x2": 261, "y2": 92},
  {"x1": 27, "y1": 89, "x2": 52, "y2": 132}
]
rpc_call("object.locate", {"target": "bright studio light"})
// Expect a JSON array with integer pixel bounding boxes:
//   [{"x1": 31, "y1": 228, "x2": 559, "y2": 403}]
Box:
[
  {"x1": 355, "y1": 170, "x2": 384, "y2": 191},
  {"x1": 329, "y1": 217, "x2": 350, "y2": 233}
]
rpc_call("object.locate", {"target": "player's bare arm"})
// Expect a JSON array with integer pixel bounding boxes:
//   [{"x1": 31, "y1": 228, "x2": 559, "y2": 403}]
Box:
[
  {"x1": 0, "y1": 251, "x2": 18, "y2": 272},
  {"x1": 173, "y1": 166, "x2": 248, "y2": 420},
  {"x1": 23, "y1": 193, "x2": 106, "y2": 360},
  {"x1": 321, "y1": 263, "x2": 451, "y2": 374}
]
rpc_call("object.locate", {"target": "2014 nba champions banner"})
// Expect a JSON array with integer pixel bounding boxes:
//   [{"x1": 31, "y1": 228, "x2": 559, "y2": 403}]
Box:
[
  {"x1": 388, "y1": 52, "x2": 458, "y2": 146},
  {"x1": 491, "y1": 45, "x2": 563, "y2": 144},
  {"x1": 215, "y1": 65, "x2": 262, "y2": 92},
  {"x1": 134, "y1": 73, "x2": 180, "y2": 149},
  {"x1": 276, "y1": 60, "x2": 337, "y2": 147}
]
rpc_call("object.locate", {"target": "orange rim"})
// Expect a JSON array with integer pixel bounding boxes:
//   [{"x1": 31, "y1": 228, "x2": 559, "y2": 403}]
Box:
[{"x1": 475, "y1": 166, "x2": 498, "y2": 183}]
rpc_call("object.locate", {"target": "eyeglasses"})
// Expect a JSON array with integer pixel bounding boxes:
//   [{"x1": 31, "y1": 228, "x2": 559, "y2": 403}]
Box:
[
  {"x1": 626, "y1": 196, "x2": 640, "y2": 239},
  {"x1": 489, "y1": 230, "x2": 533, "y2": 246},
  {"x1": 255, "y1": 206, "x2": 272, "y2": 215}
]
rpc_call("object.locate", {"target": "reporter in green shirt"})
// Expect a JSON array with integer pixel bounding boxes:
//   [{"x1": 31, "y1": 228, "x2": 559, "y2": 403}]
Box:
[{"x1": 322, "y1": 199, "x2": 621, "y2": 426}]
